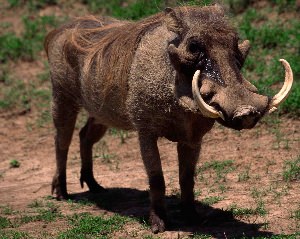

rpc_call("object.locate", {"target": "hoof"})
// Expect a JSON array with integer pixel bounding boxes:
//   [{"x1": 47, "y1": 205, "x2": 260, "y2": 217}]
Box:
[
  {"x1": 80, "y1": 174, "x2": 106, "y2": 193},
  {"x1": 51, "y1": 185, "x2": 69, "y2": 200},
  {"x1": 52, "y1": 177, "x2": 69, "y2": 200},
  {"x1": 149, "y1": 210, "x2": 166, "y2": 233}
]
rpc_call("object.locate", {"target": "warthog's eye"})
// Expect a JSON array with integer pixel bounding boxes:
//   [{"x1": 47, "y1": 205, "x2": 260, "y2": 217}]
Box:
[{"x1": 202, "y1": 92, "x2": 215, "y2": 103}]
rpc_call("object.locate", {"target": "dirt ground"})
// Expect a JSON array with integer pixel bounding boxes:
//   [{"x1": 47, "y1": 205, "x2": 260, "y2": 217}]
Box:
[{"x1": 0, "y1": 112, "x2": 299, "y2": 238}]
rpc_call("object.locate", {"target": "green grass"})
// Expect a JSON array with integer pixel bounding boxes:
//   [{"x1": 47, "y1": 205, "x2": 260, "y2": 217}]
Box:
[
  {"x1": 197, "y1": 160, "x2": 235, "y2": 182},
  {"x1": 0, "y1": 230, "x2": 31, "y2": 239},
  {"x1": 0, "y1": 205, "x2": 15, "y2": 215},
  {"x1": 20, "y1": 208, "x2": 61, "y2": 224},
  {"x1": 0, "y1": 33, "x2": 23, "y2": 62},
  {"x1": 0, "y1": 216, "x2": 12, "y2": 229},
  {"x1": 58, "y1": 213, "x2": 127, "y2": 239},
  {"x1": 0, "y1": 78, "x2": 30, "y2": 112},
  {"x1": 0, "y1": 200, "x2": 128, "y2": 238},
  {"x1": 0, "y1": 15, "x2": 58, "y2": 63},
  {"x1": 201, "y1": 196, "x2": 224, "y2": 206},
  {"x1": 283, "y1": 156, "x2": 300, "y2": 182},
  {"x1": 229, "y1": 201, "x2": 267, "y2": 217}
]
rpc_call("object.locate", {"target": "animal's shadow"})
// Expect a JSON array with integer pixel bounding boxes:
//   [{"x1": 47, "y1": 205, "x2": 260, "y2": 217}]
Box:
[{"x1": 69, "y1": 188, "x2": 274, "y2": 238}]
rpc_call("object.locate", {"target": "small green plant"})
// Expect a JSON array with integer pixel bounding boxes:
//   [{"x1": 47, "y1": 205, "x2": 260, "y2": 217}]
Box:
[
  {"x1": 218, "y1": 184, "x2": 228, "y2": 193},
  {"x1": 1, "y1": 205, "x2": 15, "y2": 215},
  {"x1": 255, "y1": 200, "x2": 268, "y2": 216},
  {"x1": 238, "y1": 165, "x2": 251, "y2": 182},
  {"x1": 0, "y1": 216, "x2": 12, "y2": 229},
  {"x1": 229, "y1": 204, "x2": 254, "y2": 216},
  {"x1": 201, "y1": 196, "x2": 224, "y2": 206},
  {"x1": 251, "y1": 187, "x2": 268, "y2": 199},
  {"x1": 27, "y1": 200, "x2": 43, "y2": 208},
  {"x1": 283, "y1": 156, "x2": 300, "y2": 182},
  {"x1": 9, "y1": 159, "x2": 20, "y2": 168},
  {"x1": 291, "y1": 208, "x2": 300, "y2": 220},
  {"x1": 109, "y1": 128, "x2": 128, "y2": 144},
  {"x1": 229, "y1": 202, "x2": 267, "y2": 217}
]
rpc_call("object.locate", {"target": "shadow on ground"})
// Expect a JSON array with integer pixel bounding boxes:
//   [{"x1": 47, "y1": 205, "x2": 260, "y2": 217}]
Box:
[{"x1": 66, "y1": 187, "x2": 275, "y2": 238}]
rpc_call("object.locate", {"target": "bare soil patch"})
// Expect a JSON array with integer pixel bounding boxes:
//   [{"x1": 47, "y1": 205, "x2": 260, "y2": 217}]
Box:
[{"x1": 0, "y1": 114, "x2": 299, "y2": 238}]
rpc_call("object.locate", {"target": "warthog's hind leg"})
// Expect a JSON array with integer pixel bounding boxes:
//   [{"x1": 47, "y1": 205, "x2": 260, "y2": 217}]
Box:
[
  {"x1": 138, "y1": 133, "x2": 166, "y2": 233},
  {"x1": 79, "y1": 117, "x2": 107, "y2": 193},
  {"x1": 52, "y1": 96, "x2": 79, "y2": 200},
  {"x1": 177, "y1": 142, "x2": 201, "y2": 223}
]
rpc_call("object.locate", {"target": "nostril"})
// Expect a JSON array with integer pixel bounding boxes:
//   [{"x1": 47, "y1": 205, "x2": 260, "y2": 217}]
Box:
[{"x1": 232, "y1": 108, "x2": 261, "y2": 129}]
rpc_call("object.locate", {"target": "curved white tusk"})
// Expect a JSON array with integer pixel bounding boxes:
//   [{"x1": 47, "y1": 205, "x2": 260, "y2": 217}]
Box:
[
  {"x1": 268, "y1": 59, "x2": 294, "y2": 114},
  {"x1": 192, "y1": 70, "x2": 225, "y2": 120}
]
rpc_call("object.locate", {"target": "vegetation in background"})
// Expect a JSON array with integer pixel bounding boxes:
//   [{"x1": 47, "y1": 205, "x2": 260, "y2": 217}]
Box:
[{"x1": 0, "y1": 15, "x2": 57, "y2": 62}]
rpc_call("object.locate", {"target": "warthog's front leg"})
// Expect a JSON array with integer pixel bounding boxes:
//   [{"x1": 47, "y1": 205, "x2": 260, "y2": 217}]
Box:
[
  {"x1": 138, "y1": 133, "x2": 166, "y2": 233},
  {"x1": 79, "y1": 117, "x2": 107, "y2": 192},
  {"x1": 177, "y1": 142, "x2": 201, "y2": 222}
]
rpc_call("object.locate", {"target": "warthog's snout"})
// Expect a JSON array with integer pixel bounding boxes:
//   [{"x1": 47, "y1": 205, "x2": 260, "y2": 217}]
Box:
[
  {"x1": 192, "y1": 59, "x2": 293, "y2": 130},
  {"x1": 232, "y1": 105, "x2": 261, "y2": 130}
]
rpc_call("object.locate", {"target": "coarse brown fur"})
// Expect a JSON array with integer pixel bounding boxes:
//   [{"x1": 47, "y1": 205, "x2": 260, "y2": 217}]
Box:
[
  {"x1": 45, "y1": 4, "x2": 272, "y2": 233},
  {"x1": 45, "y1": 13, "x2": 164, "y2": 100}
]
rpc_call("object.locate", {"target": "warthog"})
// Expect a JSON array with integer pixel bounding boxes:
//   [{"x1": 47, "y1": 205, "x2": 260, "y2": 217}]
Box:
[{"x1": 45, "y1": 4, "x2": 293, "y2": 233}]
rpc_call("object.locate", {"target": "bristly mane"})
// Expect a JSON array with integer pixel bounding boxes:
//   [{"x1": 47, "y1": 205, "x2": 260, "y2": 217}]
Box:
[
  {"x1": 44, "y1": 5, "x2": 235, "y2": 101},
  {"x1": 48, "y1": 13, "x2": 165, "y2": 99}
]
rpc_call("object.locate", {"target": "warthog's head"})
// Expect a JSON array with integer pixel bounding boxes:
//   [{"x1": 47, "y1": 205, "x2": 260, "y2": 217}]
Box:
[{"x1": 166, "y1": 5, "x2": 293, "y2": 130}]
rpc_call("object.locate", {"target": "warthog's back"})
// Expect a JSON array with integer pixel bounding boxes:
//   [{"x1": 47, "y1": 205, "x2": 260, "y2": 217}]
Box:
[{"x1": 45, "y1": 14, "x2": 165, "y2": 129}]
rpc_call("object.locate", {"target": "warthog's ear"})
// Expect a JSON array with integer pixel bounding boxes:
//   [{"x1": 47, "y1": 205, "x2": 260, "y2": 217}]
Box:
[
  {"x1": 164, "y1": 7, "x2": 184, "y2": 34},
  {"x1": 213, "y1": 3, "x2": 226, "y2": 16},
  {"x1": 238, "y1": 40, "x2": 251, "y2": 60}
]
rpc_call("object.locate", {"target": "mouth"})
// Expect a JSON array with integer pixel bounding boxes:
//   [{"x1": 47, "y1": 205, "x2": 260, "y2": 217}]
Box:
[{"x1": 217, "y1": 114, "x2": 260, "y2": 131}]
